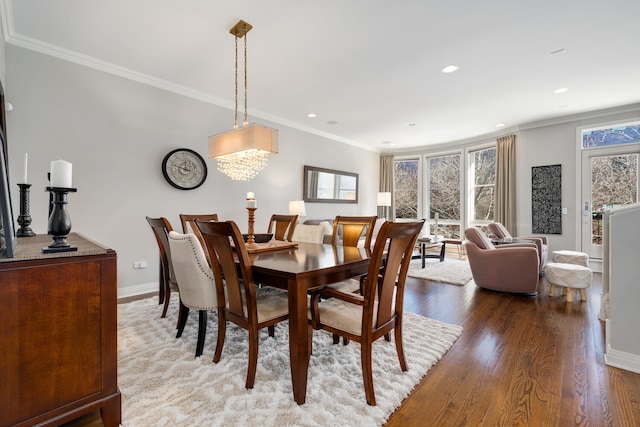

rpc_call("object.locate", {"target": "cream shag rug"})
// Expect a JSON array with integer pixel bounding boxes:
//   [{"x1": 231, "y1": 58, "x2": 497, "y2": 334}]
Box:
[
  {"x1": 408, "y1": 258, "x2": 473, "y2": 285},
  {"x1": 118, "y1": 297, "x2": 462, "y2": 426}
]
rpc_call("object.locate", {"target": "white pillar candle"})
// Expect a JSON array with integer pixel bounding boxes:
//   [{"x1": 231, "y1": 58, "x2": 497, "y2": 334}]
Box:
[
  {"x1": 247, "y1": 199, "x2": 257, "y2": 208},
  {"x1": 247, "y1": 192, "x2": 255, "y2": 200},
  {"x1": 23, "y1": 153, "x2": 28, "y2": 183},
  {"x1": 50, "y1": 159, "x2": 73, "y2": 188}
]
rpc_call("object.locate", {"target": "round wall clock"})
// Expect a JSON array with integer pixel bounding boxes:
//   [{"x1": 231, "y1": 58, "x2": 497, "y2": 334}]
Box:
[{"x1": 161, "y1": 148, "x2": 208, "y2": 190}]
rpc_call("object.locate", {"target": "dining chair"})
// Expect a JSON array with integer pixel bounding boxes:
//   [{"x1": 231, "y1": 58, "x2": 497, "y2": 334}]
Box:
[
  {"x1": 195, "y1": 219, "x2": 290, "y2": 389},
  {"x1": 309, "y1": 219, "x2": 425, "y2": 406},
  {"x1": 180, "y1": 213, "x2": 219, "y2": 264},
  {"x1": 331, "y1": 215, "x2": 377, "y2": 248},
  {"x1": 145, "y1": 216, "x2": 181, "y2": 320},
  {"x1": 167, "y1": 231, "x2": 217, "y2": 357},
  {"x1": 267, "y1": 214, "x2": 298, "y2": 241}
]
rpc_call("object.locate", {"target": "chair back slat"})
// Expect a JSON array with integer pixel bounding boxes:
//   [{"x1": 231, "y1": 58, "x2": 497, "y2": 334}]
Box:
[
  {"x1": 180, "y1": 214, "x2": 219, "y2": 259},
  {"x1": 145, "y1": 216, "x2": 176, "y2": 285}
]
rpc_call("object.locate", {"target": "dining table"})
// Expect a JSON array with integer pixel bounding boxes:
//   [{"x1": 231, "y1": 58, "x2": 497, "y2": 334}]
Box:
[{"x1": 247, "y1": 241, "x2": 371, "y2": 405}]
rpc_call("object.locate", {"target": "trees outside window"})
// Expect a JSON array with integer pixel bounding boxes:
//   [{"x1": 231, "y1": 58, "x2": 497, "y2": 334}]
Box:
[
  {"x1": 393, "y1": 159, "x2": 419, "y2": 219},
  {"x1": 427, "y1": 154, "x2": 461, "y2": 238},
  {"x1": 469, "y1": 147, "x2": 496, "y2": 224}
]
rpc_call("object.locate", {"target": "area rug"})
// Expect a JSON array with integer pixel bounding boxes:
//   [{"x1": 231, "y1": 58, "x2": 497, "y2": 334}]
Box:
[
  {"x1": 407, "y1": 258, "x2": 473, "y2": 286},
  {"x1": 118, "y1": 297, "x2": 462, "y2": 426}
]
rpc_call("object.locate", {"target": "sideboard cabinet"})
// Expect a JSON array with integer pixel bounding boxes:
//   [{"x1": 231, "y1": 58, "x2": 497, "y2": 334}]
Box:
[{"x1": 0, "y1": 233, "x2": 121, "y2": 426}]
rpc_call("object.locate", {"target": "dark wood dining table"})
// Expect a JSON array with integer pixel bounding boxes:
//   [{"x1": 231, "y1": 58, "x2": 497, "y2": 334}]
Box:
[{"x1": 248, "y1": 242, "x2": 370, "y2": 405}]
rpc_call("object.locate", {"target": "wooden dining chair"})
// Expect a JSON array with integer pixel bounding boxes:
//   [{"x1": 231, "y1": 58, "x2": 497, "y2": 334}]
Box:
[
  {"x1": 180, "y1": 213, "x2": 219, "y2": 264},
  {"x1": 195, "y1": 219, "x2": 290, "y2": 389},
  {"x1": 267, "y1": 214, "x2": 298, "y2": 241},
  {"x1": 331, "y1": 215, "x2": 377, "y2": 248},
  {"x1": 145, "y1": 216, "x2": 180, "y2": 319},
  {"x1": 167, "y1": 231, "x2": 217, "y2": 357},
  {"x1": 310, "y1": 219, "x2": 425, "y2": 406}
]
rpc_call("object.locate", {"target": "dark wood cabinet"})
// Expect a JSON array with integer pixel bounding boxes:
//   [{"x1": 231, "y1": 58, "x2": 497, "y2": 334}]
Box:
[{"x1": 0, "y1": 233, "x2": 121, "y2": 427}]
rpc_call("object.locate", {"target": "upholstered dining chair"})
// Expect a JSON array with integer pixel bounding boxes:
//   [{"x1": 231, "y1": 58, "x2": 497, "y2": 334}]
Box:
[
  {"x1": 180, "y1": 213, "x2": 219, "y2": 264},
  {"x1": 195, "y1": 219, "x2": 290, "y2": 389},
  {"x1": 146, "y1": 216, "x2": 181, "y2": 320},
  {"x1": 464, "y1": 227, "x2": 540, "y2": 295},
  {"x1": 291, "y1": 223, "x2": 325, "y2": 243},
  {"x1": 267, "y1": 214, "x2": 298, "y2": 241},
  {"x1": 167, "y1": 231, "x2": 217, "y2": 357},
  {"x1": 309, "y1": 219, "x2": 424, "y2": 406},
  {"x1": 488, "y1": 221, "x2": 548, "y2": 272}
]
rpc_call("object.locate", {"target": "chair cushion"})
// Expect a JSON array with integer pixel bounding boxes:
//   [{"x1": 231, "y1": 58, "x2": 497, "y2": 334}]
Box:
[
  {"x1": 291, "y1": 224, "x2": 325, "y2": 243},
  {"x1": 315, "y1": 298, "x2": 378, "y2": 336}
]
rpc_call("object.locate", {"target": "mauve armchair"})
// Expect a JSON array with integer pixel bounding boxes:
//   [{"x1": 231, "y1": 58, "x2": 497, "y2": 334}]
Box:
[
  {"x1": 488, "y1": 222, "x2": 548, "y2": 272},
  {"x1": 464, "y1": 227, "x2": 540, "y2": 296}
]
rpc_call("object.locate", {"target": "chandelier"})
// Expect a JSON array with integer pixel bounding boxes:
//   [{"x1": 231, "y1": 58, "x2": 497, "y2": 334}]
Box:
[{"x1": 208, "y1": 20, "x2": 278, "y2": 181}]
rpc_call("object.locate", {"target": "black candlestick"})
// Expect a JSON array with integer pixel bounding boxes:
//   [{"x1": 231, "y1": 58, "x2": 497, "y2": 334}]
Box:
[
  {"x1": 17, "y1": 183, "x2": 36, "y2": 237},
  {"x1": 43, "y1": 186, "x2": 78, "y2": 253}
]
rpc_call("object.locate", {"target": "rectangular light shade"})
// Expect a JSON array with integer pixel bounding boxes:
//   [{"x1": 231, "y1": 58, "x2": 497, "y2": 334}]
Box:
[
  {"x1": 208, "y1": 123, "x2": 279, "y2": 158},
  {"x1": 289, "y1": 200, "x2": 306, "y2": 216},
  {"x1": 377, "y1": 192, "x2": 391, "y2": 207}
]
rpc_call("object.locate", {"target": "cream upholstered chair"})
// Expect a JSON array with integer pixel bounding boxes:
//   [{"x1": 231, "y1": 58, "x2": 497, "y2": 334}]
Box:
[
  {"x1": 310, "y1": 220, "x2": 424, "y2": 406},
  {"x1": 464, "y1": 227, "x2": 540, "y2": 295},
  {"x1": 167, "y1": 231, "x2": 217, "y2": 357},
  {"x1": 195, "y1": 220, "x2": 290, "y2": 389},
  {"x1": 488, "y1": 222, "x2": 548, "y2": 272},
  {"x1": 291, "y1": 223, "x2": 325, "y2": 243},
  {"x1": 180, "y1": 213, "x2": 219, "y2": 265},
  {"x1": 267, "y1": 214, "x2": 298, "y2": 241}
]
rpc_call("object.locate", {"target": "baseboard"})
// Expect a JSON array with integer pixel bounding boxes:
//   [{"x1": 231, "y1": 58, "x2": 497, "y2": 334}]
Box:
[
  {"x1": 589, "y1": 258, "x2": 602, "y2": 273},
  {"x1": 118, "y1": 282, "x2": 157, "y2": 299},
  {"x1": 605, "y1": 320, "x2": 640, "y2": 374}
]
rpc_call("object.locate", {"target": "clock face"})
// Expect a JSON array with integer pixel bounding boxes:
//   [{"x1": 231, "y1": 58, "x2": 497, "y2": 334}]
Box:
[{"x1": 161, "y1": 148, "x2": 208, "y2": 190}]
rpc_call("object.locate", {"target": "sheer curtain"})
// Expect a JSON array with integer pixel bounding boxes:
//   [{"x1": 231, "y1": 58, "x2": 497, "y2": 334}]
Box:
[
  {"x1": 495, "y1": 135, "x2": 516, "y2": 234},
  {"x1": 379, "y1": 155, "x2": 393, "y2": 219}
]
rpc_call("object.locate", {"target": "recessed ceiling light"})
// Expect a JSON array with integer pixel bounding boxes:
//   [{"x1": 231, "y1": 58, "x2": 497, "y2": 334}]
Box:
[
  {"x1": 326, "y1": 120, "x2": 338, "y2": 125},
  {"x1": 382, "y1": 141, "x2": 396, "y2": 146},
  {"x1": 550, "y1": 48, "x2": 566, "y2": 55},
  {"x1": 441, "y1": 65, "x2": 459, "y2": 74},
  {"x1": 558, "y1": 104, "x2": 569, "y2": 109},
  {"x1": 554, "y1": 87, "x2": 569, "y2": 94},
  {"x1": 307, "y1": 113, "x2": 317, "y2": 118},
  {"x1": 496, "y1": 123, "x2": 505, "y2": 128},
  {"x1": 407, "y1": 122, "x2": 416, "y2": 127}
]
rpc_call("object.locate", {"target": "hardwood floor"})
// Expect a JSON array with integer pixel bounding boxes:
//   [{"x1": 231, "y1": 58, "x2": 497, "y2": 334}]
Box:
[{"x1": 385, "y1": 269, "x2": 640, "y2": 426}]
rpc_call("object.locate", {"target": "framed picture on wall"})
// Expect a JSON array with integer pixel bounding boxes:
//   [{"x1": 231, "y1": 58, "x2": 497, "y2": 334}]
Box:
[{"x1": 531, "y1": 164, "x2": 562, "y2": 234}]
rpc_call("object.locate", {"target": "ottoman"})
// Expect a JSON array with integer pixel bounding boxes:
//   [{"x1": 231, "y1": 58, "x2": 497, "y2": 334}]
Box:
[
  {"x1": 552, "y1": 250, "x2": 589, "y2": 267},
  {"x1": 544, "y1": 262, "x2": 592, "y2": 302}
]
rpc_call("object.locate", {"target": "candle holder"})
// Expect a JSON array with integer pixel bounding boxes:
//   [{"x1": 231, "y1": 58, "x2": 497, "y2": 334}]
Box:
[
  {"x1": 43, "y1": 186, "x2": 78, "y2": 253},
  {"x1": 246, "y1": 207, "x2": 259, "y2": 249},
  {"x1": 17, "y1": 183, "x2": 36, "y2": 237}
]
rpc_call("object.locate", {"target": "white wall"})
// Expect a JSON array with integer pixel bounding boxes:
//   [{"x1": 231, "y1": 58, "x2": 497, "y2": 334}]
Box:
[{"x1": 4, "y1": 46, "x2": 379, "y2": 295}]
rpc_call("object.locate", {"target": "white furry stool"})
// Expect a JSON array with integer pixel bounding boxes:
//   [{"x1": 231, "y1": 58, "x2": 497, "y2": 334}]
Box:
[
  {"x1": 551, "y1": 250, "x2": 589, "y2": 267},
  {"x1": 544, "y1": 262, "x2": 592, "y2": 302}
]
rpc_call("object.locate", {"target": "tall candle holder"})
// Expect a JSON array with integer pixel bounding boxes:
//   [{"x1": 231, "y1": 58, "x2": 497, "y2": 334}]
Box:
[
  {"x1": 245, "y1": 207, "x2": 259, "y2": 249},
  {"x1": 17, "y1": 183, "x2": 36, "y2": 237},
  {"x1": 43, "y1": 186, "x2": 78, "y2": 253}
]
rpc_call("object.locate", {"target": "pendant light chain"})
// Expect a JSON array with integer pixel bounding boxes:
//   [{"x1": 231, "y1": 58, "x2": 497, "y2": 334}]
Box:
[
  {"x1": 243, "y1": 31, "x2": 248, "y2": 126},
  {"x1": 234, "y1": 35, "x2": 239, "y2": 129}
]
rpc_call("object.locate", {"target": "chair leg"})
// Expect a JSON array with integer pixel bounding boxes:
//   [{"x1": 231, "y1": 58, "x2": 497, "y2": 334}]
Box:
[
  {"x1": 333, "y1": 334, "x2": 340, "y2": 345},
  {"x1": 176, "y1": 302, "x2": 189, "y2": 338},
  {"x1": 161, "y1": 286, "x2": 171, "y2": 318},
  {"x1": 213, "y1": 309, "x2": 226, "y2": 363},
  {"x1": 384, "y1": 332, "x2": 391, "y2": 342},
  {"x1": 158, "y1": 262, "x2": 165, "y2": 306},
  {"x1": 361, "y1": 340, "x2": 376, "y2": 406},
  {"x1": 343, "y1": 337, "x2": 350, "y2": 345},
  {"x1": 268, "y1": 325, "x2": 275, "y2": 337},
  {"x1": 394, "y1": 324, "x2": 408, "y2": 372},
  {"x1": 246, "y1": 329, "x2": 259, "y2": 389},
  {"x1": 308, "y1": 324, "x2": 313, "y2": 356},
  {"x1": 195, "y1": 310, "x2": 207, "y2": 358}
]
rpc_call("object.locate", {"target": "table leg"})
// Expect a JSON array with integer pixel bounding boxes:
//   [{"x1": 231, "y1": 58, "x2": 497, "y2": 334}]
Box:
[
  {"x1": 439, "y1": 241, "x2": 446, "y2": 262},
  {"x1": 288, "y1": 278, "x2": 310, "y2": 405},
  {"x1": 421, "y1": 243, "x2": 426, "y2": 268}
]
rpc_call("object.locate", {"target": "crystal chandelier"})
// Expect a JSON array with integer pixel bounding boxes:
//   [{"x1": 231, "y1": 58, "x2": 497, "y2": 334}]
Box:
[{"x1": 208, "y1": 20, "x2": 278, "y2": 181}]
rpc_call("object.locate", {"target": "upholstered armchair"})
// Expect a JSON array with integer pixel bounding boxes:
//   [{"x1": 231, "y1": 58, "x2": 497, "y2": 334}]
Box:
[
  {"x1": 464, "y1": 227, "x2": 540, "y2": 295},
  {"x1": 488, "y1": 222, "x2": 548, "y2": 272}
]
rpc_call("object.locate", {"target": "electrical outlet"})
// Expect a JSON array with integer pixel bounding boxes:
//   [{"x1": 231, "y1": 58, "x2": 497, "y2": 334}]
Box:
[
  {"x1": 133, "y1": 261, "x2": 148, "y2": 269},
  {"x1": 562, "y1": 207, "x2": 568, "y2": 215}
]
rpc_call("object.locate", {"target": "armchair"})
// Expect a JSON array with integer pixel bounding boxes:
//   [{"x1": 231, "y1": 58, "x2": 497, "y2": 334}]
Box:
[
  {"x1": 488, "y1": 222, "x2": 548, "y2": 272},
  {"x1": 464, "y1": 227, "x2": 540, "y2": 295}
]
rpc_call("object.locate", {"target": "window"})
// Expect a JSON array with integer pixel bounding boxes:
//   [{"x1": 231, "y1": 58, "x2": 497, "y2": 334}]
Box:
[
  {"x1": 469, "y1": 147, "x2": 496, "y2": 224},
  {"x1": 393, "y1": 159, "x2": 419, "y2": 219},
  {"x1": 582, "y1": 122, "x2": 640, "y2": 149},
  {"x1": 426, "y1": 153, "x2": 461, "y2": 238}
]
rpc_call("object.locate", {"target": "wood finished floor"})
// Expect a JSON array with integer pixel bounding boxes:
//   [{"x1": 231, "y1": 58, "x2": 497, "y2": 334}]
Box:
[{"x1": 385, "y1": 266, "x2": 640, "y2": 426}]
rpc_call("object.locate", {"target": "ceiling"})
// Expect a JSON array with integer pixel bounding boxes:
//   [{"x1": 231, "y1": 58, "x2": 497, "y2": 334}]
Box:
[{"x1": 3, "y1": 0, "x2": 640, "y2": 152}]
